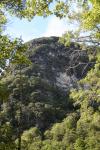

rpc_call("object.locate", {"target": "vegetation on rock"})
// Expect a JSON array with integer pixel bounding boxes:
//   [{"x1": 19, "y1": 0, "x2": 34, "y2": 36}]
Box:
[{"x1": 0, "y1": 0, "x2": 100, "y2": 150}]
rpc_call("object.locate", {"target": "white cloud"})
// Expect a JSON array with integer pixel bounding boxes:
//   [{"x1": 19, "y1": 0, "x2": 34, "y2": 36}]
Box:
[
  {"x1": 44, "y1": 16, "x2": 67, "y2": 37},
  {"x1": 4, "y1": 14, "x2": 78, "y2": 42}
]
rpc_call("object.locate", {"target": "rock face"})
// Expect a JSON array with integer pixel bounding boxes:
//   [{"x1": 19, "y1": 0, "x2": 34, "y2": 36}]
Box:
[
  {"x1": 27, "y1": 36, "x2": 92, "y2": 91},
  {"x1": 1, "y1": 37, "x2": 93, "y2": 133}
]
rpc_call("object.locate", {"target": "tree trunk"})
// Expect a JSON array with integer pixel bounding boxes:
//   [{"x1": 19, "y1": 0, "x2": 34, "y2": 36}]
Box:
[{"x1": 18, "y1": 134, "x2": 21, "y2": 150}]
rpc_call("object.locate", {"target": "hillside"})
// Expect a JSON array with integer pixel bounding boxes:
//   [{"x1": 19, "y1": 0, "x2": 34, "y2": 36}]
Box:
[
  {"x1": 1, "y1": 37, "x2": 99, "y2": 150},
  {"x1": 0, "y1": 37, "x2": 93, "y2": 130}
]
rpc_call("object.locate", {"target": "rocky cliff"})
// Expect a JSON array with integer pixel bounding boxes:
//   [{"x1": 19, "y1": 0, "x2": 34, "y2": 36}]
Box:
[
  {"x1": 0, "y1": 36, "x2": 93, "y2": 133},
  {"x1": 26, "y1": 36, "x2": 92, "y2": 90}
]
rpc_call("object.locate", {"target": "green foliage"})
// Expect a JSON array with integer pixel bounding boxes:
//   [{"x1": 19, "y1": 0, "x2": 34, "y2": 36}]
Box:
[
  {"x1": 60, "y1": 1, "x2": 100, "y2": 46},
  {"x1": 0, "y1": 0, "x2": 100, "y2": 150},
  {"x1": 0, "y1": 68, "x2": 69, "y2": 132},
  {"x1": 0, "y1": 0, "x2": 69, "y2": 19},
  {"x1": 0, "y1": 122, "x2": 16, "y2": 150},
  {"x1": 74, "y1": 138, "x2": 85, "y2": 150},
  {"x1": 70, "y1": 55, "x2": 100, "y2": 111},
  {"x1": 19, "y1": 127, "x2": 41, "y2": 150},
  {"x1": 0, "y1": 81, "x2": 10, "y2": 101},
  {"x1": 20, "y1": 108, "x2": 100, "y2": 150}
]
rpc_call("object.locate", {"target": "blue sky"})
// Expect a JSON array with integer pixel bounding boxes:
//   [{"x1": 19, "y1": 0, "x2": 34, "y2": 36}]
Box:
[{"x1": 5, "y1": 14, "x2": 77, "y2": 42}]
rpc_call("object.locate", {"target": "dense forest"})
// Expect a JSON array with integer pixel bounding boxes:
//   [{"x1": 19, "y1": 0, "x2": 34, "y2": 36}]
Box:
[{"x1": 0, "y1": 0, "x2": 100, "y2": 150}]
